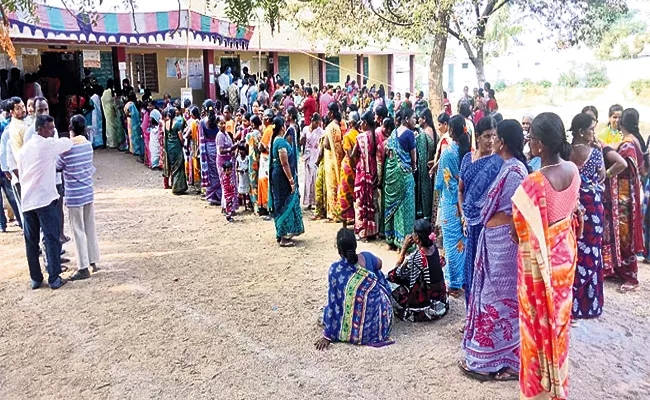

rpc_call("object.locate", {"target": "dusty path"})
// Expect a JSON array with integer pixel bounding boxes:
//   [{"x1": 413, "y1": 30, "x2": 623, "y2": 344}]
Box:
[{"x1": 1, "y1": 149, "x2": 649, "y2": 400}]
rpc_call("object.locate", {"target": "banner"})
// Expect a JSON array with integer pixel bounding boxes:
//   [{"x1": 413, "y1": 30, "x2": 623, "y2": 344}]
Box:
[
  {"x1": 83, "y1": 50, "x2": 101, "y2": 68},
  {"x1": 166, "y1": 57, "x2": 204, "y2": 90}
]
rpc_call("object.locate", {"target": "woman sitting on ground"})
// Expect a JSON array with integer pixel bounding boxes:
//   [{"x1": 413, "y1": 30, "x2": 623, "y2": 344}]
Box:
[
  {"x1": 315, "y1": 228, "x2": 394, "y2": 350},
  {"x1": 387, "y1": 219, "x2": 449, "y2": 322}
]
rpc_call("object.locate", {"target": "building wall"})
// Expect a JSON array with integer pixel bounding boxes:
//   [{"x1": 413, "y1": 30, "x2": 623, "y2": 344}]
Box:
[{"x1": 367, "y1": 55, "x2": 388, "y2": 88}]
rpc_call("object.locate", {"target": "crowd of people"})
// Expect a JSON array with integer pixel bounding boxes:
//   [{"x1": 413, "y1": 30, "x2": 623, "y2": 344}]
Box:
[{"x1": 2, "y1": 64, "x2": 647, "y2": 399}]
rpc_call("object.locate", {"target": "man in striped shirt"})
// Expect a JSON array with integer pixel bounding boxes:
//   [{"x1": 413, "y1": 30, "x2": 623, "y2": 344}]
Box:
[{"x1": 56, "y1": 115, "x2": 99, "y2": 281}]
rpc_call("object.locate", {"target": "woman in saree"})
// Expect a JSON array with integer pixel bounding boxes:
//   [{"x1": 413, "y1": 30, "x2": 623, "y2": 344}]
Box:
[
  {"x1": 315, "y1": 228, "x2": 393, "y2": 350},
  {"x1": 513, "y1": 112, "x2": 582, "y2": 400},
  {"x1": 415, "y1": 109, "x2": 437, "y2": 220},
  {"x1": 201, "y1": 100, "x2": 222, "y2": 205},
  {"x1": 384, "y1": 108, "x2": 417, "y2": 250},
  {"x1": 337, "y1": 111, "x2": 359, "y2": 224},
  {"x1": 163, "y1": 107, "x2": 188, "y2": 195},
  {"x1": 387, "y1": 219, "x2": 448, "y2": 322},
  {"x1": 301, "y1": 113, "x2": 323, "y2": 209},
  {"x1": 101, "y1": 80, "x2": 119, "y2": 149},
  {"x1": 124, "y1": 100, "x2": 144, "y2": 160},
  {"x1": 435, "y1": 115, "x2": 470, "y2": 296},
  {"x1": 284, "y1": 106, "x2": 301, "y2": 177},
  {"x1": 217, "y1": 115, "x2": 240, "y2": 210},
  {"x1": 376, "y1": 117, "x2": 394, "y2": 236},
  {"x1": 458, "y1": 116, "x2": 501, "y2": 305},
  {"x1": 431, "y1": 112, "x2": 451, "y2": 227},
  {"x1": 141, "y1": 102, "x2": 151, "y2": 167},
  {"x1": 148, "y1": 109, "x2": 162, "y2": 169},
  {"x1": 184, "y1": 106, "x2": 201, "y2": 191},
  {"x1": 268, "y1": 116, "x2": 304, "y2": 247},
  {"x1": 460, "y1": 120, "x2": 529, "y2": 382},
  {"x1": 569, "y1": 113, "x2": 608, "y2": 319},
  {"x1": 313, "y1": 133, "x2": 328, "y2": 220},
  {"x1": 608, "y1": 108, "x2": 646, "y2": 292},
  {"x1": 353, "y1": 111, "x2": 378, "y2": 240},
  {"x1": 246, "y1": 114, "x2": 263, "y2": 212},
  {"x1": 323, "y1": 102, "x2": 345, "y2": 221}
]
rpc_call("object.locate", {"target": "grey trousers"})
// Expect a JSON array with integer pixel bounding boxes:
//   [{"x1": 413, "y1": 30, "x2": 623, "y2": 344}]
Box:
[{"x1": 68, "y1": 203, "x2": 100, "y2": 270}]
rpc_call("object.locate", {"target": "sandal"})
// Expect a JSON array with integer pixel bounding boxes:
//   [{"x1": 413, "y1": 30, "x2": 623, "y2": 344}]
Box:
[
  {"x1": 279, "y1": 240, "x2": 296, "y2": 248},
  {"x1": 448, "y1": 288, "x2": 463, "y2": 298},
  {"x1": 618, "y1": 283, "x2": 639, "y2": 292},
  {"x1": 458, "y1": 360, "x2": 493, "y2": 382},
  {"x1": 493, "y1": 368, "x2": 519, "y2": 382}
]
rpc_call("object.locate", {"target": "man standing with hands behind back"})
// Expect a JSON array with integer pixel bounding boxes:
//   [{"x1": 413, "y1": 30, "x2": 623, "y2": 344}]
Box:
[{"x1": 18, "y1": 115, "x2": 72, "y2": 290}]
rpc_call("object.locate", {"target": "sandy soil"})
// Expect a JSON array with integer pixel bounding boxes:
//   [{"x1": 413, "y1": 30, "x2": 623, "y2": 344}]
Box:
[{"x1": 1, "y1": 149, "x2": 649, "y2": 400}]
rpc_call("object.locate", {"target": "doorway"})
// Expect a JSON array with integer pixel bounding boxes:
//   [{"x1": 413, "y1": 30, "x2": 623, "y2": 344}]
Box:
[
  {"x1": 40, "y1": 51, "x2": 82, "y2": 133},
  {"x1": 220, "y1": 57, "x2": 241, "y2": 78}
]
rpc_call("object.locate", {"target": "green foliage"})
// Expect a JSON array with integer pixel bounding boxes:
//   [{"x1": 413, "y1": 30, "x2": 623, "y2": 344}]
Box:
[
  {"x1": 633, "y1": 34, "x2": 649, "y2": 57},
  {"x1": 493, "y1": 80, "x2": 507, "y2": 92},
  {"x1": 595, "y1": 11, "x2": 648, "y2": 60},
  {"x1": 619, "y1": 43, "x2": 632, "y2": 59},
  {"x1": 559, "y1": 63, "x2": 610, "y2": 88},
  {"x1": 630, "y1": 79, "x2": 650, "y2": 96},
  {"x1": 537, "y1": 80, "x2": 552, "y2": 88},
  {"x1": 558, "y1": 70, "x2": 579, "y2": 88}
]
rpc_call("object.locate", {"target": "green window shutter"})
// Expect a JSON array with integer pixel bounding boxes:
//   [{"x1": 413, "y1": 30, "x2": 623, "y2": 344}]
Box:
[
  {"x1": 325, "y1": 56, "x2": 339, "y2": 84},
  {"x1": 363, "y1": 57, "x2": 369, "y2": 81},
  {"x1": 278, "y1": 55, "x2": 290, "y2": 84}
]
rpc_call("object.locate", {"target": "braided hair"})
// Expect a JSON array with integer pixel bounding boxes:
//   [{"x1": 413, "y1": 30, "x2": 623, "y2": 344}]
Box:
[
  {"x1": 531, "y1": 112, "x2": 572, "y2": 161},
  {"x1": 498, "y1": 119, "x2": 531, "y2": 173},
  {"x1": 336, "y1": 228, "x2": 358, "y2": 265},
  {"x1": 620, "y1": 108, "x2": 648, "y2": 166},
  {"x1": 202, "y1": 99, "x2": 217, "y2": 129},
  {"x1": 268, "y1": 116, "x2": 286, "y2": 189},
  {"x1": 449, "y1": 115, "x2": 470, "y2": 163}
]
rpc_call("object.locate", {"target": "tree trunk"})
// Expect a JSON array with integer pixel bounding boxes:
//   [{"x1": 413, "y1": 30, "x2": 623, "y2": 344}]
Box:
[
  {"x1": 474, "y1": 55, "x2": 486, "y2": 88},
  {"x1": 428, "y1": 21, "x2": 449, "y2": 113}
]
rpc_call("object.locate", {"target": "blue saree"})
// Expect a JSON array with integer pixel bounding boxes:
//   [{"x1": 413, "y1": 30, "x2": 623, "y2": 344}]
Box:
[
  {"x1": 434, "y1": 142, "x2": 466, "y2": 290},
  {"x1": 322, "y1": 252, "x2": 394, "y2": 346},
  {"x1": 270, "y1": 136, "x2": 304, "y2": 240},
  {"x1": 126, "y1": 102, "x2": 144, "y2": 157},
  {"x1": 459, "y1": 152, "x2": 503, "y2": 304}
]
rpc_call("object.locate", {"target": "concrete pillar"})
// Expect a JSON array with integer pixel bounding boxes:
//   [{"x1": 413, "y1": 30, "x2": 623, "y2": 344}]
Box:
[
  {"x1": 203, "y1": 49, "x2": 216, "y2": 100},
  {"x1": 269, "y1": 51, "x2": 279, "y2": 76},
  {"x1": 409, "y1": 54, "x2": 415, "y2": 94},
  {"x1": 356, "y1": 54, "x2": 363, "y2": 86},
  {"x1": 318, "y1": 53, "x2": 326, "y2": 87},
  {"x1": 387, "y1": 54, "x2": 394, "y2": 91}
]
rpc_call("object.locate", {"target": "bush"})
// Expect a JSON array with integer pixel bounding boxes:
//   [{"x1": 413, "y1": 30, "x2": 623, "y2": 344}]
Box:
[
  {"x1": 633, "y1": 34, "x2": 648, "y2": 57},
  {"x1": 558, "y1": 70, "x2": 579, "y2": 88},
  {"x1": 620, "y1": 43, "x2": 632, "y2": 59},
  {"x1": 537, "y1": 80, "x2": 552, "y2": 88},
  {"x1": 493, "y1": 79, "x2": 507, "y2": 92},
  {"x1": 631, "y1": 79, "x2": 650, "y2": 96},
  {"x1": 583, "y1": 63, "x2": 610, "y2": 88}
]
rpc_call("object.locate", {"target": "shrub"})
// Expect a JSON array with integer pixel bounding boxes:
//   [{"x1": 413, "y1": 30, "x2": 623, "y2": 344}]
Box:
[
  {"x1": 620, "y1": 43, "x2": 632, "y2": 59},
  {"x1": 558, "y1": 70, "x2": 579, "y2": 88},
  {"x1": 633, "y1": 34, "x2": 648, "y2": 57},
  {"x1": 537, "y1": 80, "x2": 552, "y2": 88},
  {"x1": 630, "y1": 79, "x2": 650, "y2": 96},
  {"x1": 493, "y1": 79, "x2": 507, "y2": 92},
  {"x1": 583, "y1": 63, "x2": 610, "y2": 88}
]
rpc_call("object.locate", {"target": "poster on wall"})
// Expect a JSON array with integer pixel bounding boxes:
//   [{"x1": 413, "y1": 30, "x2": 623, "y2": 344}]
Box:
[
  {"x1": 83, "y1": 50, "x2": 101, "y2": 68},
  {"x1": 166, "y1": 57, "x2": 204, "y2": 90},
  {"x1": 180, "y1": 87, "x2": 193, "y2": 106}
]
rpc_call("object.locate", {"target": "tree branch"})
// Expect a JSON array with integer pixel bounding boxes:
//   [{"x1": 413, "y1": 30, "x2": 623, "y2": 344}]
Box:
[
  {"x1": 363, "y1": 0, "x2": 413, "y2": 27},
  {"x1": 483, "y1": 0, "x2": 512, "y2": 18}
]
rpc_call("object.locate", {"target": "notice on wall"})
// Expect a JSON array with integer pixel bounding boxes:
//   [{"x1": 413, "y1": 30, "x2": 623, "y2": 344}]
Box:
[
  {"x1": 166, "y1": 57, "x2": 204, "y2": 90},
  {"x1": 21, "y1": 48, "x2": 38, "y2": 56},
  {"x1": 83, "y1": 50, "x2": 101, "y2": 68},
  {"x1": 180, "y1": 87, "x2": 193, "y2": 106}
]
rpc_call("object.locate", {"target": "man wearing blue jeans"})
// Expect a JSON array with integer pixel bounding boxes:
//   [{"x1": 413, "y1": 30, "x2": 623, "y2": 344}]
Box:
[
  {"x1": 0, "y1": 99, "x2": 22, "y2": 232},
  {"x1": 17, "y1": 115, "x2": 72, "y2": 289}
]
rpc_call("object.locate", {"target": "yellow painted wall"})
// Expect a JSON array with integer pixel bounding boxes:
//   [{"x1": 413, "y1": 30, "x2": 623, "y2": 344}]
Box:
[
  {"x1": 368, "y1": 55, "x2": 388, "y2": 88},
  {"x1": 285, "y1": 52, "x2": 311, "y2": 83}
]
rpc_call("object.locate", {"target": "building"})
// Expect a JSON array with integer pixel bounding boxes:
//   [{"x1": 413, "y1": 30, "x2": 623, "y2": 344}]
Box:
[{"x1": 4, "y1": 2, "x2": 415, "y2": 106}]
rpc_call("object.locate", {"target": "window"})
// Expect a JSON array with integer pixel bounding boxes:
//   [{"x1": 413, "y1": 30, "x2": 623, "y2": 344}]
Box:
[
  {"x1": 462, "y1": 63, "x2": 469, "y2": 69},
  {"x1": 363, "y1": 56, "x2": 369, "y2": 81},
  {"x1": 278, "y1": 55, "x2": 290, "y2": 84},
  {"x1": 325, "y1": 56, "x2": 339, "y2": 84},
  {"x1": 130, "y1": 53, "x2": 159, "y2": 93}
]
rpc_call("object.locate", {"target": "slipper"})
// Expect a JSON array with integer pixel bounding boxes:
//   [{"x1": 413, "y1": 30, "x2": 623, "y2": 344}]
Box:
[
  {"x1": 618, "y1": 283, "x2": 639, "y2": 293},
  {"x1": 279, "y1": 241, "x2": 295, "y2": 248},
  {"x1": 458, "y1": 360, "x2": 493, "y2": 382},
  {"x1": 493, "y1": 369, "x2": 519, "y2": 382}
]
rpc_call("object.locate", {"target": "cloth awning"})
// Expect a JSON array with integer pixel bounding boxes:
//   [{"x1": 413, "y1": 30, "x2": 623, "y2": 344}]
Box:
[{"x1": 7, "y1": 4, "x2": 254, "y2": 49}]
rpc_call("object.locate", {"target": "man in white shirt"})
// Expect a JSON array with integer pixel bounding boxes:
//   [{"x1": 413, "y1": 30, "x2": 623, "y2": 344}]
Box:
[{"x1": 18, "y1": 114, "x2": 73, "y2": 290}]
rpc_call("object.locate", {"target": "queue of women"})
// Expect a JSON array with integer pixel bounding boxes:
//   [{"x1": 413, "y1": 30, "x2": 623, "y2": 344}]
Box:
[
  {"x1": 106, "y1": 78, "x2": 644, "y2": 399},
  {"x1": 315, "y1": 100, "x2": 646, "y2": 400}
]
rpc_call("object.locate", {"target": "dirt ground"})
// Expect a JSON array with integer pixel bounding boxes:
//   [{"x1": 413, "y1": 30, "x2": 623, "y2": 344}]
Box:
[{"x1": 1, "y1": 149, "x2": 649, "y2": 400}]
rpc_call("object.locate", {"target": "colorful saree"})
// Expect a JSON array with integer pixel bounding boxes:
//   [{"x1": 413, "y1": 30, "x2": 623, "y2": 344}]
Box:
[
  {"x1": 101, "y1": 89, "x2": 118, "y2": 148},
  {"x1": 324, "y1": 121, "x2": 344, "y2": 220},
  {"x1": 415, "y1": 131, "x2": 435, "y2": 220},
  {"x1": 338, "y1": 128, "x2": 358, "y2": 221},
  {"x1": 463, "y1": 158, "x2": 526, "y2": 374},
  {"x1": 269, "y1": 136, "x2": 304, "y2": 240},
  {"x1": 601, "y1": 147, "x2": 621, "y2": 279},
  {"x1": 374, "y1": 127, "x2": 388, "y2": 235},
  {"x1": 314, "y1": 152, "x2": 327, "y2": 218},
  {"x1": 459, "y1": 152, "x2": 503, "y2": 304},
  {"x1": 184, "y1": 118, "x2": 201, "y2": 188},
  {"x1": 164, "y1": 116, "x2": 188, "y2": 195},
  {"x1": 434, "y1": 142, "x2": 466, "y2": 290},
  {"x1": 201, "y1": 121, "x2": 221, "y2": 205},
  {"x1": 303, "y1": 126, "x2": 323, "y2": 207},
  {"x1": 141, "y1": 110, "x2": 151, "y2": 167},
  {"x1": 124, "y1": 102, "x2": 144, "y2": 157},
  {"x1": 322, "y1": 252, "x2": 394, "y2": 346},
  {"x1": 608, "y1": 138, "x2": 645, "y2": 285},
  {"x1": 246, "y1": 128, "x2": 261, "y2": 210},
  {"x1": 354, "y1": 130, "x2": 378, "y2": 239},
  {"x1": 383, "y1": 130, "x2": 415, "y2": 248},
  {"x1": 512, "y1": 171, "x2": 579, "y2": 400},
  {"x1": 573, "y1": 148, "x2": 605, "y2": 319},
  {"x1": 217, "y1": 130, "x2": 238, "y2": 209}
]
